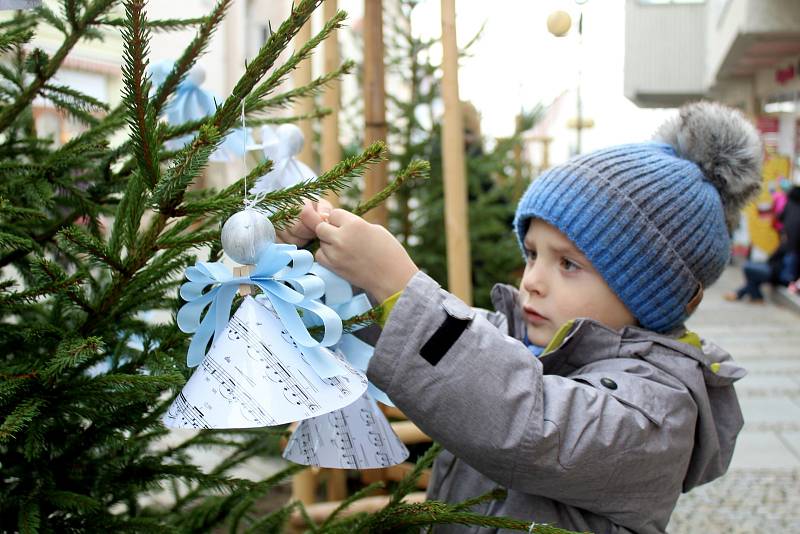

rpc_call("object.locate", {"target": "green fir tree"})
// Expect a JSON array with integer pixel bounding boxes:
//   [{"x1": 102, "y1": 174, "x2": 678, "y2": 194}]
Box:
[
  {"x1": 0, "y1": 1, "x2": 579, "y2": 533},
  {"x1": 383, "y1": 0, "x2": 544, "y2": 309}
]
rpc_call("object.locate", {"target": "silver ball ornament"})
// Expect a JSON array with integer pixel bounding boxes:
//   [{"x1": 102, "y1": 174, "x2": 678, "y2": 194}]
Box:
[{"x1": 221, "y1": 209, "x2": 276, "y2": 264}]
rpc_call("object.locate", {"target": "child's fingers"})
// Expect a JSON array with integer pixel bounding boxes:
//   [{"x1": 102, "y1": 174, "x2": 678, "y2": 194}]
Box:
[
  {"x1": 314, "y1": 246, "x2": 332, "y2": 270},
  {"x1": 299, "y1": 202, "x2": 324, "y2": 235},
  {"x1": 326, "y1": 208, "x2": 357, "y2": 227},
  {"x1": 315, "y1": 198, "x2": 333, "y2": 218},
  {"x1": 315, "y1": 220, "x2": 337, "y2": 243}
]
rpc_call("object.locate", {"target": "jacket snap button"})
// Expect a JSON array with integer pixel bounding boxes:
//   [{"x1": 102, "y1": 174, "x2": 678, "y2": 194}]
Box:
[{"x1": 600, "y1": 377, "x2": 618, "y2": 390}]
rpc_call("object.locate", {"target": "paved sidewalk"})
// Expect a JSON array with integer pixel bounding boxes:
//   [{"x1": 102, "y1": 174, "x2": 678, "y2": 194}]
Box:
[{"x1": 668, "y1": 266, "x2": 800, "y2": 533}]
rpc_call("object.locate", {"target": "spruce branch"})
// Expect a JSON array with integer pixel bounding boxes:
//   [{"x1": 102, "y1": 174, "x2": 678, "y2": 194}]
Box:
[
  {"x1": 0, "y1": 23, "x2": 35, "y2": 54},
  {"x1": 389, "y1": 442, "x2": 441, "y2": 506},
  {"x1": 356, "y1": 500, "x2": 582, "y2": 533},
  {"x1": 248, "y1": 59, "x2": 355, "y2": 114},
  {"x1": 42, "y1": 92, "x2": 101, "y2": 126},
  {"x1": 108, "y1": 170, "x2": 147, "y2": 256},
  {"x1": 352, "y1": 159, "x2": 430, "y2": 217},
  {"x1": 268, "y1": 141, "x2": 387, "y2": 229},
  {"x1": 171, "y1": 159, "x2": 274, "y2": 218},
  {"x1": 0, "y1": 397, "x2": 45, "y2": 443},
  {"x1": 450, "y1": 488, "x2": 508, "y2": 512},
  {"x1": 43, "y1": 83, "x2": 110, "y2": 114},
  {"x1": 245, "y1": 8, "x2": 347, "y2": 113},
  {"x1": 121, "y1": 0, "x2": 161, "y2": 188},
  {"x1": 213, "y1": 0, "x2": 324, "y2": 134},
  {"x1": 40, "y1": 337, "x2": 103, "y2": 381},
  {"x1": 246, "y1": 107, "x2": 333, "y2": 126},
  {"x1": 0, "y1": 231, "x2": 37, "y2": 254},
  {"x1": 99, "y1": 16, "x2": 210, "y2": 31},
  {"x1": 226, "y1": 464, "x2": 307, "y2": 532},
  {"x1": 57, "y1": 225, "x2": 127, "y2": 273},
  {"x1": 151, "y1": 124, "x2": 221, "y2": 212},
  {"x1": 0, "y1": 211, "x2": 79, "y2": 267},
  {"x1": 0, "y1": 0, "x2": 117, "y2": 133},
  {"x1": 35, "y1": 258, "x2": 93, "y2": 313},
  {"x1": 319, "y1": 481, "x2": 386, "y2": 530},
  {"x1": 150, "y1": 0, "x2": 232, "y2": 116},
  {"x1": 242, "y1": 502, "x2": 298, "y2": 533}
]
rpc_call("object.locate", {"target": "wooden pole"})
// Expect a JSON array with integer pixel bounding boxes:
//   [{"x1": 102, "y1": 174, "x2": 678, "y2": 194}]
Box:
[
  {"x1": 292, "y1": 468, "x2": 318, "y2": 505},
  {"x1": 363, "y1": 0, "x2": 388, "y2": 226},
  {"x1": 440, "y1": 0, "x2": 472, "y2": 304},
  {"x1": 294, "y1": 16, "x2": 315, "y2": 168},
  {"x1": 322, "y1": 0, "x2": 341, "y2": 207}
]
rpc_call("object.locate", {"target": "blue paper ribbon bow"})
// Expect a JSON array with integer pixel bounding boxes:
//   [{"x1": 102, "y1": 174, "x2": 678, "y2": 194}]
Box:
[
  {"x1": 309, "y1": 264, "x2": 394, "y2": 406},
  {"x1": 177, "y1": 243, "x2": 345, "y2": 377}
]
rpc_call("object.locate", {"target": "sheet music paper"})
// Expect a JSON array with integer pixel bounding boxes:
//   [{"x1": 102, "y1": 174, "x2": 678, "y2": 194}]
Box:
[
  {"x1": 163, "y1": 296, "x2": 367, "y2": 429},
  {"x1": 282, "y1": 392, "x2": 409, "y2": 469}
]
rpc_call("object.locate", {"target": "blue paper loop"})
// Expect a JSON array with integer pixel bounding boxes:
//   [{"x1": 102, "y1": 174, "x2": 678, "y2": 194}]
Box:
[
  {"x1": 177, "y1": 243, "x2": 343, "y2": 370},
  {"x1": 308, "y1": 264, "x2": 395, "y2": 406}
]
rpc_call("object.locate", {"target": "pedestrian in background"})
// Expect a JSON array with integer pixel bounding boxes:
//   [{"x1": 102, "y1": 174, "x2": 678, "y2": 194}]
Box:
[{"x1": 726, "y1": 184, "x2": 800, "y2": 303}]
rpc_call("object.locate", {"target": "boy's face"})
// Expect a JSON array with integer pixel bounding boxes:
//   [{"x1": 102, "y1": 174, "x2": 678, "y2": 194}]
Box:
[{"x1": 519, "y1": 219, "x2": 636, "y2": 347}]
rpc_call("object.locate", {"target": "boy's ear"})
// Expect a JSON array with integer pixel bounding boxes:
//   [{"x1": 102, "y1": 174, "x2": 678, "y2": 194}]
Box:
[{"x1": 685, "y1": 284, "x2": 704, "y2": 314}]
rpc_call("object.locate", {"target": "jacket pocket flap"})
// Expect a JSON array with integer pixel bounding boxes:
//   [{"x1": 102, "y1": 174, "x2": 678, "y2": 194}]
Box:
[
  {"x1": 573, "y1": 373, "x2": 668, "y2": 427},
  {"x1": 442, "y1": 295, "x2": 476, "y2": 321}
]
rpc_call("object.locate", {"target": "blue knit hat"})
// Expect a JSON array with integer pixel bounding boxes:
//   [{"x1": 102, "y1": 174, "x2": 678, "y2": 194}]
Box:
[{"x1": 514, "y1": 102, "x2": 762, "y2": 333}]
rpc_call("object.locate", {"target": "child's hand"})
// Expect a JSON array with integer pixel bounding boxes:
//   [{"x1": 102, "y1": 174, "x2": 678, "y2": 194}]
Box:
[
  {"x1": 315, "y1": 209, "x2": 419, "y2": 302},
  {"x1": 276, "y1": 199, "x2": 333, "y2": 247}
]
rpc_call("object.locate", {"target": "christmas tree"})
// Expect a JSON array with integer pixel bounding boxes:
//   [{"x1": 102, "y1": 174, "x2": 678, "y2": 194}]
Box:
[
  {"x1": 381, "y1": 0, "x2": 545, "y2": 309},
  {"x1": 0, "y1": 1, "x2": 578, "y2": 532}
]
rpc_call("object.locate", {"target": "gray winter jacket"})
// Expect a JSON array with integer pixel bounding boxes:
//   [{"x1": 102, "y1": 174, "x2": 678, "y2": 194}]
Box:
[{"x1": 367, "y1": 271, "x2": 745, "y2": 534}]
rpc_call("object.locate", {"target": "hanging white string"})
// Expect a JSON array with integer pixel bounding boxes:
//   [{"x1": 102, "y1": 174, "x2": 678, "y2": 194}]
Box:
[{"x1": 242, "y1": 100, "x2": 247, "y2": 202}]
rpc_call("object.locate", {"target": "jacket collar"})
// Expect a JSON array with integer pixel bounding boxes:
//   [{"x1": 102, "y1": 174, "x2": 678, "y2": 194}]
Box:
[{"x1": 489, "y1": 283, "x2": 736, "y2": 378}]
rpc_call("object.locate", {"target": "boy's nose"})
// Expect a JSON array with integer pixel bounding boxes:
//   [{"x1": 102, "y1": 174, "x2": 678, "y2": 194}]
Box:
[{"x1": 522, "y1": 262, "x2": 547, "y2": 296}]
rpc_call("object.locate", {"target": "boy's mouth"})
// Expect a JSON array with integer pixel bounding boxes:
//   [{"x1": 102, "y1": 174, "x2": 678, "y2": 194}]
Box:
[{"x1": 522, "y1": 305, "x2": 547, "y2": 324}]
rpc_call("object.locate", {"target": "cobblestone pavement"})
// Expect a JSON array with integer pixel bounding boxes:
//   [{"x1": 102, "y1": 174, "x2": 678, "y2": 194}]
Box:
[{"x1": 668, "y1": 266, "x2": 800, "y2": 533}]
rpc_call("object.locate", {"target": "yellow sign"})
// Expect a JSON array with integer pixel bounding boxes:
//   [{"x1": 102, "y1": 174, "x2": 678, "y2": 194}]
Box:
[{"x1": 746, "y1": 154, "x2": 789, "y2": 255}]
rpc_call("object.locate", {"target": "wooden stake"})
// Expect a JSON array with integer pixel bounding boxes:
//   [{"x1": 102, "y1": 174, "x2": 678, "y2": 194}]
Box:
[
  {"x1": 233, "y1": 265, "x2": 253, "y2": 296},
  {"x1": 440, "y1": 0, "x2": 472, "y2": 304},
  {"x1": 325, "y1": 469, "x2": 347, "y2": 501},
  {"x1": 294, "y1": 17, "x2": 315, "y2": 168},
  {"x1": 292, "y1": 468, "x2": 318, "y2": 505},
  {"x1": 363, "y1": 0, "x2": 388, "y2": 225},
  {"x1": 322, "y1": 0, "x2": 341, "y2": 207}
]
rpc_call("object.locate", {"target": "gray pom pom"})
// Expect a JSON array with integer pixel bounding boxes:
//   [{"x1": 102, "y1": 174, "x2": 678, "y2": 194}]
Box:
[{"x1": 654, "y1": 101, "x2": 763, "y2": 231}]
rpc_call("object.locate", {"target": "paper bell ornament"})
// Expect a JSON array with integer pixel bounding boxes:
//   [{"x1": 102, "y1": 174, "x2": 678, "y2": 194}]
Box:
[
  {"x1": 163, "y1": 296, "x2": 367, "y2": 429},
  {"x1": 282, "y1": 392, "x2": 409, "y2": 469}
]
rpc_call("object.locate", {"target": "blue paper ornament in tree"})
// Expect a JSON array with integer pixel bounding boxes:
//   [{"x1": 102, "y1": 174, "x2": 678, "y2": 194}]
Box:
[
  {"x1": 249, "y1": 124, "x2": 317, "y2": 194},
  {"x1": 149, "y1": 60, "x2": 254, "y2": 161}
]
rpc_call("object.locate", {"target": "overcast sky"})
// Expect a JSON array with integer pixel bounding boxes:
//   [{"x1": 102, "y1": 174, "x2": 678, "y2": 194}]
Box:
[{"x1": 343, "y1": 0, "x2": 674, "y2": 147}]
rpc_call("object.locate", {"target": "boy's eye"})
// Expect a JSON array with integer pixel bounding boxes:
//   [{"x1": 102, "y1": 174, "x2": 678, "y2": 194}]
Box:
[
  {"x1": 525, "y1": 249, "x2": 537, "y2": 262},
  {"x1": 561, "y1": 257, "x2": 581, "y2": 272}
]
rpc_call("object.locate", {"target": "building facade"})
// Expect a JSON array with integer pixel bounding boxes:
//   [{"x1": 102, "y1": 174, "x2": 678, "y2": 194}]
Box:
[
  {"x1": 625, "y1": 0, "x2": 800, "y2": 256},
  {"x1": 625, "y1": 0, "x2": 800, "y2": 167}
]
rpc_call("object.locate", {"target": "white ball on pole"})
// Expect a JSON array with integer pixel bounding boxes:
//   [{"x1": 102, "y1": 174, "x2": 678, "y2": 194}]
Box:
[
  {"x1": 221, "y1": 209, "x2": 276, "y2": 265},
  {"x1": 547, "y1": 10, "x2": 572, "y2": 37}
]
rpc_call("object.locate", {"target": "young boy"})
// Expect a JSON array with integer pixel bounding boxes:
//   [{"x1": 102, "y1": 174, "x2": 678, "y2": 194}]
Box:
[{"x1": 286, "y1": 102, "x2": 761, "y2": 533}]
